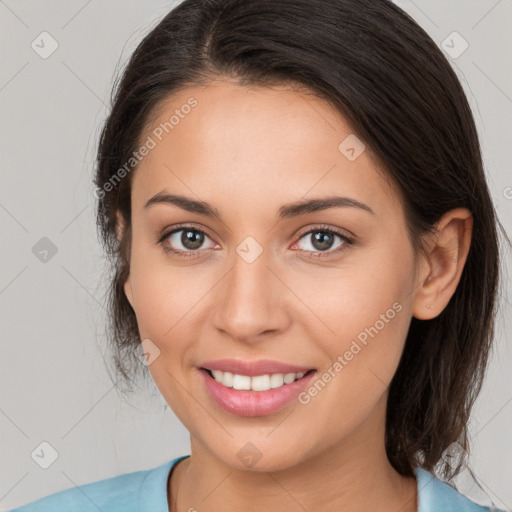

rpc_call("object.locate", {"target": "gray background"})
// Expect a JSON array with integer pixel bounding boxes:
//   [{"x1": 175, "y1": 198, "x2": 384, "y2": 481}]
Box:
[{"x1": 0, "y1": 0, "x2": 511, "y2": 510}]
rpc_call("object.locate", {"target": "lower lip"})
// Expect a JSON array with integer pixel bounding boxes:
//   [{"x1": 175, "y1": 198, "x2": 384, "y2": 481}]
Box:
[{"x1": 199, "y1": 369, "x2": 316, "y2": 417}]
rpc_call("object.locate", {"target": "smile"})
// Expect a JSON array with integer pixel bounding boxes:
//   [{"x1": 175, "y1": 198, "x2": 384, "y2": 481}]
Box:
[
  {"x1": 203, "y1": 368, "x2": 313, "y2": 391},
  {"x1": 198, "y1": 361, "x2": 317, "y2": 416}
]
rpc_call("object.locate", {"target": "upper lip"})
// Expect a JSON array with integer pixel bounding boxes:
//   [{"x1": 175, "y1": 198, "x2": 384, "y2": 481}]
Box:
[{"x1": 200, "y1": 358, "x2": 315, "y2": 376}]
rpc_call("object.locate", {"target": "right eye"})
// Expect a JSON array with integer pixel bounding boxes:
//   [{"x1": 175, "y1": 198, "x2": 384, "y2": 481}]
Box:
[{"x1": 158, "y1": 225, "x2": 217, "y2": 258}]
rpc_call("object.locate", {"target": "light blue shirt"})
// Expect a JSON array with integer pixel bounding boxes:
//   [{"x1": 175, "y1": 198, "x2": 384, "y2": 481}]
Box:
[{"x1": 6, "y1": 455, "x2": 505, "y2": 511}]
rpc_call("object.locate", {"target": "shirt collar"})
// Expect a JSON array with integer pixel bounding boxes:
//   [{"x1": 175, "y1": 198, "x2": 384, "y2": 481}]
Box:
[
  {"x1": 138, "y1": 455, "x2": 190, "y2": 512},
  {"x1": 414, "y1": 466, "x2": 488, "y2": 511}
]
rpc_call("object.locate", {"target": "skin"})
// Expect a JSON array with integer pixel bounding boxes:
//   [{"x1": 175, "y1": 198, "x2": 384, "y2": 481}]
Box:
[{"x1": 117, "y1": 79, "x2": 473, "y2": 512}]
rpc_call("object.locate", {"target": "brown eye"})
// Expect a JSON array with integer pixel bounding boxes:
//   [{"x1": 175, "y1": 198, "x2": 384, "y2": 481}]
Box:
[
  {"x1": 293, "y1": 225, "x2": 353, "y2": 258},
  {"x1": 159, "y1": 226, "x2": 216, "y2": 257},
  {"x1": 178, "y1": 229, "x2": 205, "y2": 250},
  {"x1": 308, "y1": 231, "x2": 336, "y2": 251}
]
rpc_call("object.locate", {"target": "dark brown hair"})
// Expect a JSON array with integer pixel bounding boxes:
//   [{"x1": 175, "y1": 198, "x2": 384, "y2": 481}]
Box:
[{"x1": 93, "y1": 0, "x2": 508, "y2": 479}]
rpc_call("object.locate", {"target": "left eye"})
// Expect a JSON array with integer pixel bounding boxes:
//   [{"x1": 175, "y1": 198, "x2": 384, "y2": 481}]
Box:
[{"x1": 294, "y1": 229, "x2": 351, "y2": 254}]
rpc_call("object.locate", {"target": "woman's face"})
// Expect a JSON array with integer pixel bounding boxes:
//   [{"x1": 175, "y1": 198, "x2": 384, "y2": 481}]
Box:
[{"x1": 122, "y1": 79, "x2": 423, "y2": 471}]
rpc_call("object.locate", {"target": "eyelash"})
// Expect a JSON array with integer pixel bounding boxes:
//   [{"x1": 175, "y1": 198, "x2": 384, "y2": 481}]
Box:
[{"x1": 156, "y1": 223, "x2": 354, "y2": 260}]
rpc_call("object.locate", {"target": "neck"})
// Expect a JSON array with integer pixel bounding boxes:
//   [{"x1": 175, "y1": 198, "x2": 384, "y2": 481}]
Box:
[{"x1": 168, "y1": 396, "x2": 417, "y2": 512}]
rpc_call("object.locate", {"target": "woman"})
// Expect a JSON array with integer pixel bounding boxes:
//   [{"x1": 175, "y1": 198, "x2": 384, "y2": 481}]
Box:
[{"x1": 9, "y1": 0, "x2": 508, "y2": 510}]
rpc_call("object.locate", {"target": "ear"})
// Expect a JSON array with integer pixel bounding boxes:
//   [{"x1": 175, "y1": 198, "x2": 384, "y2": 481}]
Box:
[
  {"x1": 412, "y1": 208, "x2": 473, "y2": 320},
  {"x1": 116, "y1": 210, "x2": 135, "y2": 309},
  {"x1": 115, "y1": 209, "x2": 125, "y2": 244},
  {"x1": 124, "y1": 271, "x2": 134, "y2": 310}
]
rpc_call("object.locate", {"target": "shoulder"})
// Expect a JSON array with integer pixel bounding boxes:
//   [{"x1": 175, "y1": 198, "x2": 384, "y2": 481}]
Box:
[
  {"x1": 6, "y1": 456, "x2": 188, "y2": 512},
  {"x1": 415, "y1": 466, "x2": 507, "y2": 512}
]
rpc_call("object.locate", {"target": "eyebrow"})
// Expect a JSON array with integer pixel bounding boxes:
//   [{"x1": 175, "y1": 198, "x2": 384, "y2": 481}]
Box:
[{"x1": 144, "y1": 191, "x2": 375, "y2": 220}]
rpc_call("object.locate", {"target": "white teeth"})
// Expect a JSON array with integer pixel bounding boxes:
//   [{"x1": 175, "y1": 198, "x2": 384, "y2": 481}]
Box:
[
  {"x1": 232, "y1": 374, "x2": 251, "y2": 390},
  {"x1": 269, "y1": 373, "x2": 284, "y2": 388},
  {"x1": 283, "y1": 373, "x2": 296, "y2": 384},
  {"x1": 222, "y1": 371, "x2": 234, "y2": 387},
  {"x1": 207, "y1": 369, "x2": 308, "y2": 391},
  {"x1": 251, "y1": 374, "x2": 270, "y2": 391},
  {"x1": 212, "y1": 369, "x2": 224, "y2": 382}
]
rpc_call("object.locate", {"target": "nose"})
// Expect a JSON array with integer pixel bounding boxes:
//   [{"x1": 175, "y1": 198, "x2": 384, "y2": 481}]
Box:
[{"x1": 212, "y1": 244, "x2": 291, "y2": 343}]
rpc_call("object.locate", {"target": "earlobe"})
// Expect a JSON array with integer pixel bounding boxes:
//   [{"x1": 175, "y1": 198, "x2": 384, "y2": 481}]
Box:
[
  {"x1": 412, "y1": 208, "x2": 473, "y2": 320},
  {"x1": 124, "y1": 275, "x2": 134, "y2": 309},
  {"x1": 115, "y1": 210, "x2": 125, "y2": 243},
  {"x1": 115, "y1": 209, "x2": 135, "y2": 310}
]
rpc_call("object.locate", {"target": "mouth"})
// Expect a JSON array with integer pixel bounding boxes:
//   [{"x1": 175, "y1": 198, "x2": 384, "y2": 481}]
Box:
[
  {"x1": 198, "y1": 363, "x2": 317, "y2": 417},
  {"x1": 200, "y1": 367, "x2": 316, "y2": 392}
]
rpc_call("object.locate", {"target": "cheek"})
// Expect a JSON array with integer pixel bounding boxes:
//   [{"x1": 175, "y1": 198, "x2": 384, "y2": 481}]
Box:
[
  {"x1": 289, "y1": 282, "x2": 412, "y2": 452},
  {"x1": 289, "y1": 244, "x2": 414, "y2": 392},
  {"x1": 292, "y1": 252, "x2": 412, "y2": 342},
  {"x1": 127, "y1": 245, "x2": 199, "y2": 360},
  {"x1": 127, "y1": 251, "x2": 203, "y2": 413}
]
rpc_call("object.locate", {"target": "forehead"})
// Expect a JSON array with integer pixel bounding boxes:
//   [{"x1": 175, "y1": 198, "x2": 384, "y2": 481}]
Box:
[{"x1": 131, "y1": 79, "x2": 401, "y2": 218}]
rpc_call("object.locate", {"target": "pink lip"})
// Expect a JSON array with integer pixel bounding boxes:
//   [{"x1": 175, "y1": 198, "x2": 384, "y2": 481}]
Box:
[
  {"x1": 200, "y1": 358, "x2": 314, "y2": 376},
  {"x1": 199, "y1": 367, "x2": 317, "y2": 417}
]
